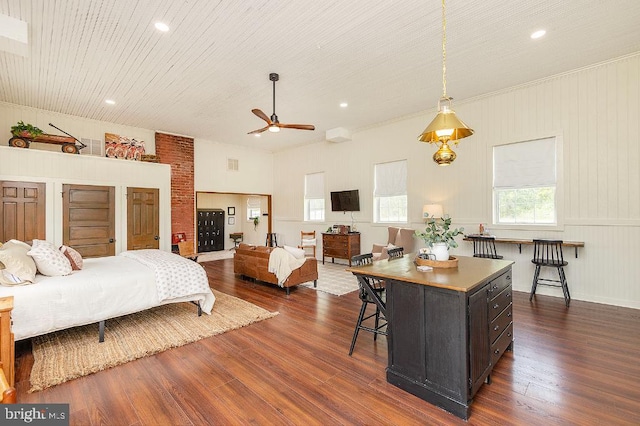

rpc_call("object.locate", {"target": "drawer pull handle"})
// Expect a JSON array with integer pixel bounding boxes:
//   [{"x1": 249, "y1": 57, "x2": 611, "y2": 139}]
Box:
[
  {"x1": 508, "y1": 332, "x2": 512, "y2": 337},
  {"x1": 507, "y1": 312, "x2": 512, "y2": 317},
  {"x1": 506, "y1": 275, "x2": 511, "y2": 280},
  {"x1": 493, "y1": 304, "x2": 500, "y2": 309},
  {"x1": 494, "y1": 349, "x2": 500, "y2": 354},
  {"x1": 494, "y1": 325, "x2": 500, "y2": 331},
  {"x1": 506, "y1": 292, "x2": 511, "y2": 298}
]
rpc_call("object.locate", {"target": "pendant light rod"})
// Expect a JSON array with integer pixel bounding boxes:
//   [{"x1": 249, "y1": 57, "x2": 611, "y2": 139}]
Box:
[{"x1": 441, "y1": 0, "x2": 447, "y2": 99}]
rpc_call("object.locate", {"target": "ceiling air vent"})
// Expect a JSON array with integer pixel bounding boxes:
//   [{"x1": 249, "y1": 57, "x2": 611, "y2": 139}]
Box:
[{"x1": 227, "y1": 158, "x2": 239, "y2": 171}]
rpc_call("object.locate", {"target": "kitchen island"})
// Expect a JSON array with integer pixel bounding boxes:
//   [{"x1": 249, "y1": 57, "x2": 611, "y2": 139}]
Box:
[{"x1": 348, "y1": 255, "x2": 514, "y2": 420}]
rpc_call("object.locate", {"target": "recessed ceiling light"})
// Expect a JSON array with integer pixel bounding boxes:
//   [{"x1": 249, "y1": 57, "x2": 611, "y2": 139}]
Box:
[
  {"x1": 105, "y1": 99, "x2": 115, "y2": 105},
  {"x1": 531, "y1": 29, "x2": 546, "y2": 39},
  {"x1": 155, "y1": 22, "x2": 170, "y2": 32},
  {"x1": 340, "y1": 102, "x2": 348, "y2": 108}
]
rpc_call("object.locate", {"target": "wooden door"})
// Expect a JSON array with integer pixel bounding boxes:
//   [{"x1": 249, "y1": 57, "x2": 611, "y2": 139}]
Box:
[
  {"x1": 0, "y1": 181, "x2": 45, "y2": 243},
  {"x1": 62, "y1": 184, "x2": 115, "y2": 258},
  {"x1": 127, "y1": 187, "x2": 159, "y2": 250}
]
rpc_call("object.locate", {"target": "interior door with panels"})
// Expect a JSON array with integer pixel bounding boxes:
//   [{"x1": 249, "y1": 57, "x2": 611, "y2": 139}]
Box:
[
  {"x1": 127, "y1": 187, "x2": 159, "y2": 250},
  {"x1": 0, "y1": 181, "x2": 45, "y2": 243},
  {"x1": 62, "y1": 184, "x2": 115, "y2": 258}
]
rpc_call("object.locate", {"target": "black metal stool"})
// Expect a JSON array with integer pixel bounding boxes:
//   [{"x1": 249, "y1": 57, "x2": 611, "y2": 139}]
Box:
[
  {"x1": 530, "y1": 239, "x2": 570, "y2": 307},
  {"x1": 265, "y1": 233, "x2": 278, "y2": 247}
]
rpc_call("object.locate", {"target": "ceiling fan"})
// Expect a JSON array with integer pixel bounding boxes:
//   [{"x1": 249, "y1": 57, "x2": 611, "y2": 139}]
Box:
[{"x1": 248, "y1": 73, "x2": 315, "y2": 135}]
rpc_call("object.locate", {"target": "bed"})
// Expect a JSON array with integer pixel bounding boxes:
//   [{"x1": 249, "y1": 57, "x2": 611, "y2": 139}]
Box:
[{"x1": 0, "y1": 249, "x2": 216, "y2": 341}]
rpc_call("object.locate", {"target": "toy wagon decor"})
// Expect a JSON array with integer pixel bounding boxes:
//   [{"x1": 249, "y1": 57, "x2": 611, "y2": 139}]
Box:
[{"x1": 9, "y1": 121, "x2": 86, "y2": 154}]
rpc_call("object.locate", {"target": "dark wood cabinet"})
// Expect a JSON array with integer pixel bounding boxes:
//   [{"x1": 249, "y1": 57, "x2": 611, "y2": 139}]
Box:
[
  {"x1": 322, "y1": 232, "x2": 360, "y2": 266},
  {"x1": 197, "y1": 209, "x2": 225, "y2": 252}
]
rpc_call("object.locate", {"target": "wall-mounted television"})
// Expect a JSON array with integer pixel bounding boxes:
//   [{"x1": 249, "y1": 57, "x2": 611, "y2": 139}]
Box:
[{"x1": 330, "y1": 189, "x2": 360, "y2": 212}]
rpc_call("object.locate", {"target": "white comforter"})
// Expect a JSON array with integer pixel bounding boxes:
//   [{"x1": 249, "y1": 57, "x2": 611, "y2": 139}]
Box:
[
  {"x1": 267, "y1": 247, "x2": 306, "y2": 285},
  {"x1": 0, "y1": 251, "x2": 215, "y2": 341}
]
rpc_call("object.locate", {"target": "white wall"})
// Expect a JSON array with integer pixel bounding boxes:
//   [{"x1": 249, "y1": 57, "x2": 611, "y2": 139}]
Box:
[
  {"x1": 272, "y1": 53, "x2": 640, "y2": 309},
  {"x1": 0, "y1": 146, "x2": 171, "y2": 253}
]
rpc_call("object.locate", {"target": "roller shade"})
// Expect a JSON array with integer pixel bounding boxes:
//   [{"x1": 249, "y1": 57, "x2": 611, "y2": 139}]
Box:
[
  {"x1": 374, "y1": 160, "x2": 407, "y2": 197},
  {"x1": 305, "y1": 172, "x2": 324, "y2": 199},
  {"x1": 494, "y1": 138, "x2": 556, "y2": 188}
]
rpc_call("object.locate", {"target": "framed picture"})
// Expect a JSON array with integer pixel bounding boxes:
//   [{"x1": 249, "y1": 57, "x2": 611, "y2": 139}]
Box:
[
  {"x1": 227, "y1": 207, "x2": 235, "y2": 216},
  {"x1": 228, "y1": 217, "x2": 235, "y2": 225}
]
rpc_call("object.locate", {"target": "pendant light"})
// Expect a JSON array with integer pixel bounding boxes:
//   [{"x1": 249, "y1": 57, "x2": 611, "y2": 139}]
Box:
[{"x1": 418, "y1": 0, "x2": 473, "y2": 166}]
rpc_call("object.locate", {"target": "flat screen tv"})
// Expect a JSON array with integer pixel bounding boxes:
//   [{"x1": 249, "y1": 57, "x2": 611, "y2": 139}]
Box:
[{"x1": 330, "y1": 189, "x2": 360, "y2": 212}]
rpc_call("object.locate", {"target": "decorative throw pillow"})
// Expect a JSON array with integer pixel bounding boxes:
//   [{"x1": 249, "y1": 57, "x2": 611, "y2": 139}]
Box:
[
  {"x1": 59, "y1": 245, "x2": 83, "y2": 270},
  {"x1": 0, "y1": 240, "x2": 37, "y2": 283},
  {"x1": 301, "y1": 238, "x2": 316, "y2": 246},
  {"x1": 28, "y1": 239, "x2": 72, "y2": 276},
  {"x1": 283, "y1": 245, "x2": 305, "y2": 259}
]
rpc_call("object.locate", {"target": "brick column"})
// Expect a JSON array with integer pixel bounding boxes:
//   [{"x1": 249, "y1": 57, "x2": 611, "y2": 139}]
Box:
[{"x1": 155, "y1": 132, "x2": 195, "y2": 244}]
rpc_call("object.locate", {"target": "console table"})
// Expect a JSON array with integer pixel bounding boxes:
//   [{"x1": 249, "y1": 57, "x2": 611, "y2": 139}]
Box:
[
  {"x1": 322, "y1": 232, "x2": 360, "y2": 266},
  {"x1": 348, "y1": 255, "x2": 514, "y2": 420}
]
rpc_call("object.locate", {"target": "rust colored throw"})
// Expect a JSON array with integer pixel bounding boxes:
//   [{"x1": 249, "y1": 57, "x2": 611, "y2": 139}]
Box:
[{"x1": 29, "y1": 290, "x2": 277, "y2": 392}]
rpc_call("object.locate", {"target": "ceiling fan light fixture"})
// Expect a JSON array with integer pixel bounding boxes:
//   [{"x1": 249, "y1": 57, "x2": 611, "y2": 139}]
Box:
[{"x1": 268, "y1": 125, "x2": 280, "y2": 133}]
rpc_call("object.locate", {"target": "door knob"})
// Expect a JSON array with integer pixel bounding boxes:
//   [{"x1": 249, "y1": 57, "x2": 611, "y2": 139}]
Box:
[
  {"x1": 109, "y1": 238, "x2": 114, "y2": 243},
  {"x1": 154, "y1": 236, "x2": 159, "y2": 240}
]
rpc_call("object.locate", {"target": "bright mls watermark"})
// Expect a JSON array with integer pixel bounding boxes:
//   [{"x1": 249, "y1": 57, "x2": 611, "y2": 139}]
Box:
[{"x1": 2, "y1": 404, "x2": 69, "y2": 425}]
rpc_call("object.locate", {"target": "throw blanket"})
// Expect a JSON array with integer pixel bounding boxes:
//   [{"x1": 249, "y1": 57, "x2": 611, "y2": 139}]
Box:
[
  {"x1": 267, "y1": 248, "x2": 306, "y2": 285},
  {"x1": 120, "y1": 250, "x2": 213, "y2": 312}
]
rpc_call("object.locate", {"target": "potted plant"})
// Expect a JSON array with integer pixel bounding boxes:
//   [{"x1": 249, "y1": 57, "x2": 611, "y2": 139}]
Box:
[
  {"x1": 11, "y1": 121, "x2": 44, "y2": 138},
  {"x1": 415, "y1": 216, "x2": 464, "y2": 261},
  {"x1": 252, "y1": 216, "x2": 260, "y2": 230}
]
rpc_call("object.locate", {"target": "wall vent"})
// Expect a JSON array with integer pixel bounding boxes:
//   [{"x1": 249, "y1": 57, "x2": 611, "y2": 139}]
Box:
[
  {"x1": 227, "y1": 158, "x2": 239, "y2": 171},
  {"x1": 80, "y1": 138, "x2": 103, "y2": 156}
]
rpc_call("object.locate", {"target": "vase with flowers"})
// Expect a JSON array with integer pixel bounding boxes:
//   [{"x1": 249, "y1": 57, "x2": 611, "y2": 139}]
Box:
[{"x1": 415, "y1": 215, "x2": 464, "y2": 261}]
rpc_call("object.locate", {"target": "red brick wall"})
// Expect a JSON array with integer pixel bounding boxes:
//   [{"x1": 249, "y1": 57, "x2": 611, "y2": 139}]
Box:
[{"x1": 155, "y1": 132, "x2": 195, "y2": 244}]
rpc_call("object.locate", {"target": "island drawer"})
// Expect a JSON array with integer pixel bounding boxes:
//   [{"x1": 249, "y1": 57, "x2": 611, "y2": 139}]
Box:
[
  {"x1": 490, "y1": 285, "x2": 512, "y2": 320},
  {"x1": 488, "y1": 271, "x2": 512, "y2": 301},
  {"x1": 491, "y1": 323, "x2": 513, "y2": 366},
  {"x1": 490, "y1": 303, "x2": 513, "y2": 343}
]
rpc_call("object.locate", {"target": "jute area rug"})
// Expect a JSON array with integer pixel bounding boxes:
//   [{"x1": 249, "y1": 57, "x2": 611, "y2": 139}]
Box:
[
  {"x1": 29, "y1": 289, "x2": 277, "y2": 392},
  {"x1": 302, "y1": 261, "x2": 359, "y2": 296}
]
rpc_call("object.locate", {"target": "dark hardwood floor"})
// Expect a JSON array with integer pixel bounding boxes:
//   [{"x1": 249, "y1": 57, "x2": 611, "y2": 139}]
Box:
[{"x1": 14, "y1": 258, "x2": 640, "y2": 425}]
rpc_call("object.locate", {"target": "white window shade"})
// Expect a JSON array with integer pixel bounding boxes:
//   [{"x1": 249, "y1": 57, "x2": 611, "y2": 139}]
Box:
[
  {"x1": 494, "y1": 138, "x2": 556, "y2": 188},
  {"x1": 305, "y1": 173, "x2": 324, "y2": 199},
  {"x1": 374, "y1": 160, "x2": 407, "y2": 197},
  {"x1": 247, "y1": 196, "x2": 261, "y2": 208}
]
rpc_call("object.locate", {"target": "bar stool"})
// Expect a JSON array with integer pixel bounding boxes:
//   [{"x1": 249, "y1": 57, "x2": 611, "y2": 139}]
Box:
[
  {"x1": 468, "y1": 235, "x2": 503, "y2": 259},
  {"x1": 530, "y1": 239, "x2": 570, "y2": 307},
  {"x1": 265, "y1": 233, "x2": 278, "y2": 247},
  {"x1": 349, "y1": 253, "x2": 387, "y2": 356}
]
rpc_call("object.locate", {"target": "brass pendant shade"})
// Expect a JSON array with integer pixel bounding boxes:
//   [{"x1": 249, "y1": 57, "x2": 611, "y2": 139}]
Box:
[{"x1": 418, "y1": 98, "x2": 474, "y2": 143}]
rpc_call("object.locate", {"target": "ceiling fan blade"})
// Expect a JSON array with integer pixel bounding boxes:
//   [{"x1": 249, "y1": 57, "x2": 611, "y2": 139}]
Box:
[
  {"x1": 252, "y1": 109, "x2": 272, "y2": 124},
  {"x1": 247, "y1": 125, "x2": 269, "y2": 135},
  {"x1": 279, "y1": 123, "x2": 315, "y2": 131}
]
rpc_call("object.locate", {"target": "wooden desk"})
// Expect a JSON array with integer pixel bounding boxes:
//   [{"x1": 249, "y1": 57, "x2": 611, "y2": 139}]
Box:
[
  {"x1": 348, "y1": 255, "x2": 514, "y2": 420},
  {"x1": 463, "y1": 236, "x2": 585, "y2": 258}
]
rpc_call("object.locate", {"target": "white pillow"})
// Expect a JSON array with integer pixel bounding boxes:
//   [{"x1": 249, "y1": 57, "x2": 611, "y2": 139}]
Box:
[
  {"x1": 301, "y1": 238, "x2": 316, "y2": 246},
  {"x1": 283, "y1": 245, "x2": 306, "y2": 259},
  {"x1": 0, "y1": 240, "x2": 37, "y2": 283},
  {"x1": 28, "y1": 239, "x2": 72, "y2": 276}
]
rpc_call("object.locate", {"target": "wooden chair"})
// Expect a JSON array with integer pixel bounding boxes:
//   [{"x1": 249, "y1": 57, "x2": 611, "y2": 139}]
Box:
[
  {"x1": 178, "y1": 241, "x2": 198, "y2": 262},
  {"x1": 469, "y1": 235, "x2": 503, "y2": 259},
  {"x1": 0, "y1": 297, "x2": 16, "y2": 404},
  {"x1": 298, "y1": 231, "x2": 317, "y2": 257},
  {"x1": 530, "y1": 239, "x2": 570, "y2": 307},
  {"x1": 386, "y1": 246, "x2": 404, "y2": 259},
  {"x1": 349, "y1": 253, "x2": 387, "y2": 356}
]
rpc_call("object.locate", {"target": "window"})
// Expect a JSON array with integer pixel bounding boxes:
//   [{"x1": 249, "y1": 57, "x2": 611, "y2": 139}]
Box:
[
  {"x1": 374, "y1": 160, "x2": 407, "y2": 223},
  {"x1": 304, "y1": 172, "x2": 325, "y2": 221},
  {"x1": 493, "y1": 137, "x2": 558, "y2": 225},
  {"x1": 247, "y1": 196, "x2": 261, "y2": 221}
]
